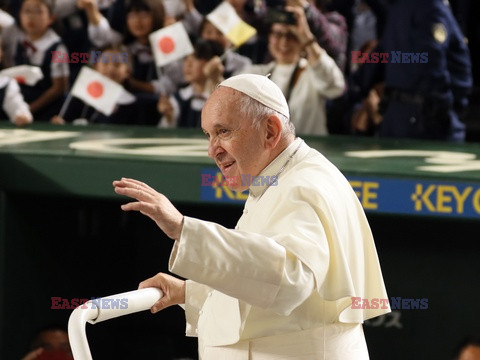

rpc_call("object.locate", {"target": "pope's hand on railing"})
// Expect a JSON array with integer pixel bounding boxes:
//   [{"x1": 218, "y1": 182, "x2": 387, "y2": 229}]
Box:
[{"x1": 139, "y1": 273, "x2": 186, "y2": 313}]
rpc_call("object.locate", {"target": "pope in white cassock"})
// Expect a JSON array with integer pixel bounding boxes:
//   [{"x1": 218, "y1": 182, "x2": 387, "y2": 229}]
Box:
[{"x1": 113, "y1": 73, "x2": 390, "y2": 359}]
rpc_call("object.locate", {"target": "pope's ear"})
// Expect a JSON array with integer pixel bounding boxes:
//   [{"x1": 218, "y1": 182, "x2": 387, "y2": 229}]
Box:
[{"x1": 264, "y1": 114, "x2": 283, "y2": 149}]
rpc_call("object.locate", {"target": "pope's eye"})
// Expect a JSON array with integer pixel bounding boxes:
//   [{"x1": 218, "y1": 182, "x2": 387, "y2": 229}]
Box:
[{"x1": 218, "y1": 129, "x2": 230, "y2": 136}]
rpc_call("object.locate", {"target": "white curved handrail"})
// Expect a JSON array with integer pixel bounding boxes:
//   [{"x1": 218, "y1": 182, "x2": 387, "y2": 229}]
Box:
[{"x1": 68, "y1": 288, "x2": 163, "y2": 359}]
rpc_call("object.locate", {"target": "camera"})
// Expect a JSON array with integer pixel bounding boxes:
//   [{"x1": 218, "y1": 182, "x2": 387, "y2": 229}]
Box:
[{"x1": 266, "y1": 8, "x2": 297, "y2": 25}]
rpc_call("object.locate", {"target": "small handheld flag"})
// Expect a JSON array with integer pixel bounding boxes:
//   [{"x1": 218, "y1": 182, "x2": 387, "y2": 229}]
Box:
[
  {"x1": 149, "y1": 22, "x2": 194, "y2": 68},
  {"x1": 70, "y1": 66, "x2": 124, "y2": 116},
  {"x1": 0, "y1": 65, "x2": 43, "y2": 86},
  {"x1": 206, "y1": 2, "x2": 257, "y2": 48}
]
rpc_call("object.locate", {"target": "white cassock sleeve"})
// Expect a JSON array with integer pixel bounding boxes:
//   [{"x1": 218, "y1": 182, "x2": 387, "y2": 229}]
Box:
[
  {"x1": 169, "y1": 197, "x2": 324, "y2": 317},
  {"x1": 183, "y1": 280, "x2": 213, "y2": 337}
]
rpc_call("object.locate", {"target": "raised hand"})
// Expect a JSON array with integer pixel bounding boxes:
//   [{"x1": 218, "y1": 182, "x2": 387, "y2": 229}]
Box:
[{"x1": 113, "y1": 178, "x2": 184, "y2": 240}]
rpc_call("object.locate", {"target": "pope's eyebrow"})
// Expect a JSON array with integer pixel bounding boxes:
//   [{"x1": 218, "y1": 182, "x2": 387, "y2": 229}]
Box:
[{"x1": 202, "y1": 123, "x2": 231, "y2": 132}]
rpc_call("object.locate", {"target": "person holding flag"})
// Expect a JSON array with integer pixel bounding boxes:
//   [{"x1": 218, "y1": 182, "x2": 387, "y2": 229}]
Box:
[
  {"x1": 78, "y1": 0, "x2": 189, "y2": 123},
  {"x1": 79, "y1": 0, "x2": 195, "y2": 94},
  {"x1": 0, "y1": 32, "x2": 33, "y2": 125},
  {"x1": 198, "y1": 18, "x2": 252, "y2": 80},
  {"x1": 1, "y1": 0, "x2": 69, "y2": 121},
  {"x1": 157, "y1": 38, "x2": 224, "y2": 128},
  {"x1": 198, "y1": 1, "x2": 260, "y2": 80},
  {"x1": 51, "y1": 45, "x2": 140, "y2": 125}
]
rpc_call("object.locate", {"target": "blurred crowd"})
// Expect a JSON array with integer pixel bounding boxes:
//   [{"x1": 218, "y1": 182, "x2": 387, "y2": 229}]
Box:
[{"x1": 0, "y1": 0, "x2": 477, "y2": 142}]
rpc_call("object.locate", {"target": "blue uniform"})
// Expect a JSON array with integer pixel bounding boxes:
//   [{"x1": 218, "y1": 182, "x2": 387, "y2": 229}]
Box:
[{"x1": 379, "y1": 0, "x2": 472, "y2": 141}]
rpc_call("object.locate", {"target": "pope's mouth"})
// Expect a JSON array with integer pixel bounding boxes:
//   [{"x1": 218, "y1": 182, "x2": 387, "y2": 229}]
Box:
[{"x1": 219, "y1": 161, "x2": 236, "y2": 173}]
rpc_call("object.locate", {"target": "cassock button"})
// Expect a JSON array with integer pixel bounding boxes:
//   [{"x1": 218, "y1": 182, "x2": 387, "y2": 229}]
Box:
[{"x1": 243, "y1": 209, "x2": 248, "y2": 214}]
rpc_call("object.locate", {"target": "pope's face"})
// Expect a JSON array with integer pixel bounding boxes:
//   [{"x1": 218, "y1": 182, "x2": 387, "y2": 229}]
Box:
[{"x1": 201, "y1": 87, "x2": 269, "y2": 191}]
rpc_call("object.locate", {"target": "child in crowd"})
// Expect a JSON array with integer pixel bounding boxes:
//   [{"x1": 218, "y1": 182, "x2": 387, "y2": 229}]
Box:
[
  {"x1": 51, "y1": 45, "x2": 142, "y2": 125},
  {"x1": 0, "y1": 32, "x2": 33, "y2": 125},
  {"x1": 162, "y1": 0, "x2": 203, "y2": 36},
  {"x1": 79, "y1": 0, "x2": 185, "y2": 121},
  {"x1": 199, "y1": 18, "x2": 252, "y2": 79},
  {"x1": 80, "y1": 0, "x2": 184, "y2": 94},
  {"x1": 1, "y1": 0, "x2": 69, "y2": 121},
  {"x1": 223, "y1": 0, "x2": 269, "y2": 64},
  {"x1": 157, "y1": 39, "x2": 223, "y2": 128}
]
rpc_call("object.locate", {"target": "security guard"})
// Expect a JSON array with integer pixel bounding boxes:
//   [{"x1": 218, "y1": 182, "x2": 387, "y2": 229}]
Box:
[{"x1": 377, "y1": 0, "x2": 472, "y2": 141}]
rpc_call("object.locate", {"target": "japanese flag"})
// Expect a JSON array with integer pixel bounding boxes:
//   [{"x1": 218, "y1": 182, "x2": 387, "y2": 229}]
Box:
[
  {"x1": 70, "y1": 66, "x2": 124, "y2": 116},
  {"x1": 149, "y1": 22, "x2": 194, "y2": 67},
  {"x1": 0, "y1": 65, "x2": 43, "y2": 86},
  {"x1": 207, "y1": 2, "x2": 257, "y2": 48}
]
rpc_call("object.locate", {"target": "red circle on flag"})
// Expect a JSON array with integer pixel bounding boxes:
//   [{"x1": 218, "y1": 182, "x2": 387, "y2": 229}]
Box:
[
  {"x1": 15, "y1": 76, "x2": 26, "y2": 84},
  {"x1": 158, "y1": 36, "x2": 175, "y2": 54},
  {"x1": 87, "y1": 81, "x2": 103, "y2": 98}
]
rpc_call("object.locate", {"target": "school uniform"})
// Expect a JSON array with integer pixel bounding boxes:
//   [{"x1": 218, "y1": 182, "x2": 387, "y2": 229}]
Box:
[
  {"x1": 12, "y1": 28, "x2": 69, "y2": 121},
  {"x1": 88, "y1": 17, "x2": 183, "y2": 93},
  {"x1": 158, "y1": 85, "x2": 209, "y2": 128}
]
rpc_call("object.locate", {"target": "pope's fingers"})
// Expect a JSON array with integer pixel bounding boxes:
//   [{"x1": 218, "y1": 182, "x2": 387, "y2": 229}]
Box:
[
  {"x1": 120, "y1": 177, "x2": 150, "y2": 187},
  {"x1": 120, "y1": 201, "x2": 154, "y2": 213},
  {"x1": 137, "y1": 280, "x2": 165, "y2": 313},
  {"x1": 118, "y1": 178, "x2": 159, "y2": 195},
  {"x1": 115, "y1": 186, "x2": 152, "y2": 202},
  {"x1": 114, "y1": 182, "x2": 161, "y2": 202},
  {"x1": 151, "y1": 298, "x2": 169, "y2": 313},
  {"x1": 138, "y1": 278, "x2": 155, "y2": 290}
]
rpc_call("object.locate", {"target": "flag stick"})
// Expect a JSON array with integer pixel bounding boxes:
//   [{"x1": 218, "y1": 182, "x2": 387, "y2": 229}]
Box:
[
  {"x1": 58, "y1": 91, "x2": 73, "y2": 118},
  {"x1": 155, "y1": 65, "x2": 164, "y2": 82}
]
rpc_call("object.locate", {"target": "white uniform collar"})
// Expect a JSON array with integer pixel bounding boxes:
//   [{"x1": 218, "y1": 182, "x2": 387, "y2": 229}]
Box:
[
  {"x1": 249, "y1": 137, "x2": 306, "y2": 199},
  {"x1": 25, "y1": 28, "x2": 60, "y2": 53}
]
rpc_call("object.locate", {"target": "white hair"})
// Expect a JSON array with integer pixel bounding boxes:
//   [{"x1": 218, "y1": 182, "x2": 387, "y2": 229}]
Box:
[{"x1": 235, "y1": 93, "x2": 295, "y2": 138}]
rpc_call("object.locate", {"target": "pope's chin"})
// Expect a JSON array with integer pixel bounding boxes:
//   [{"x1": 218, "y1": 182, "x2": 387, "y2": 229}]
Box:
[
  {"x1": 219, "y1": 162, "x2": 249, "y2": 192},
  {"x1": 225, "y1": 180, "x2": 249, "y2": 192}
]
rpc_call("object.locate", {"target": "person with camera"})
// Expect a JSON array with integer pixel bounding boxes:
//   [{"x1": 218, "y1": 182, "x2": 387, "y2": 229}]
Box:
[{"x1": 243, "y1": 4, "x2": 345, "y2": 136}]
